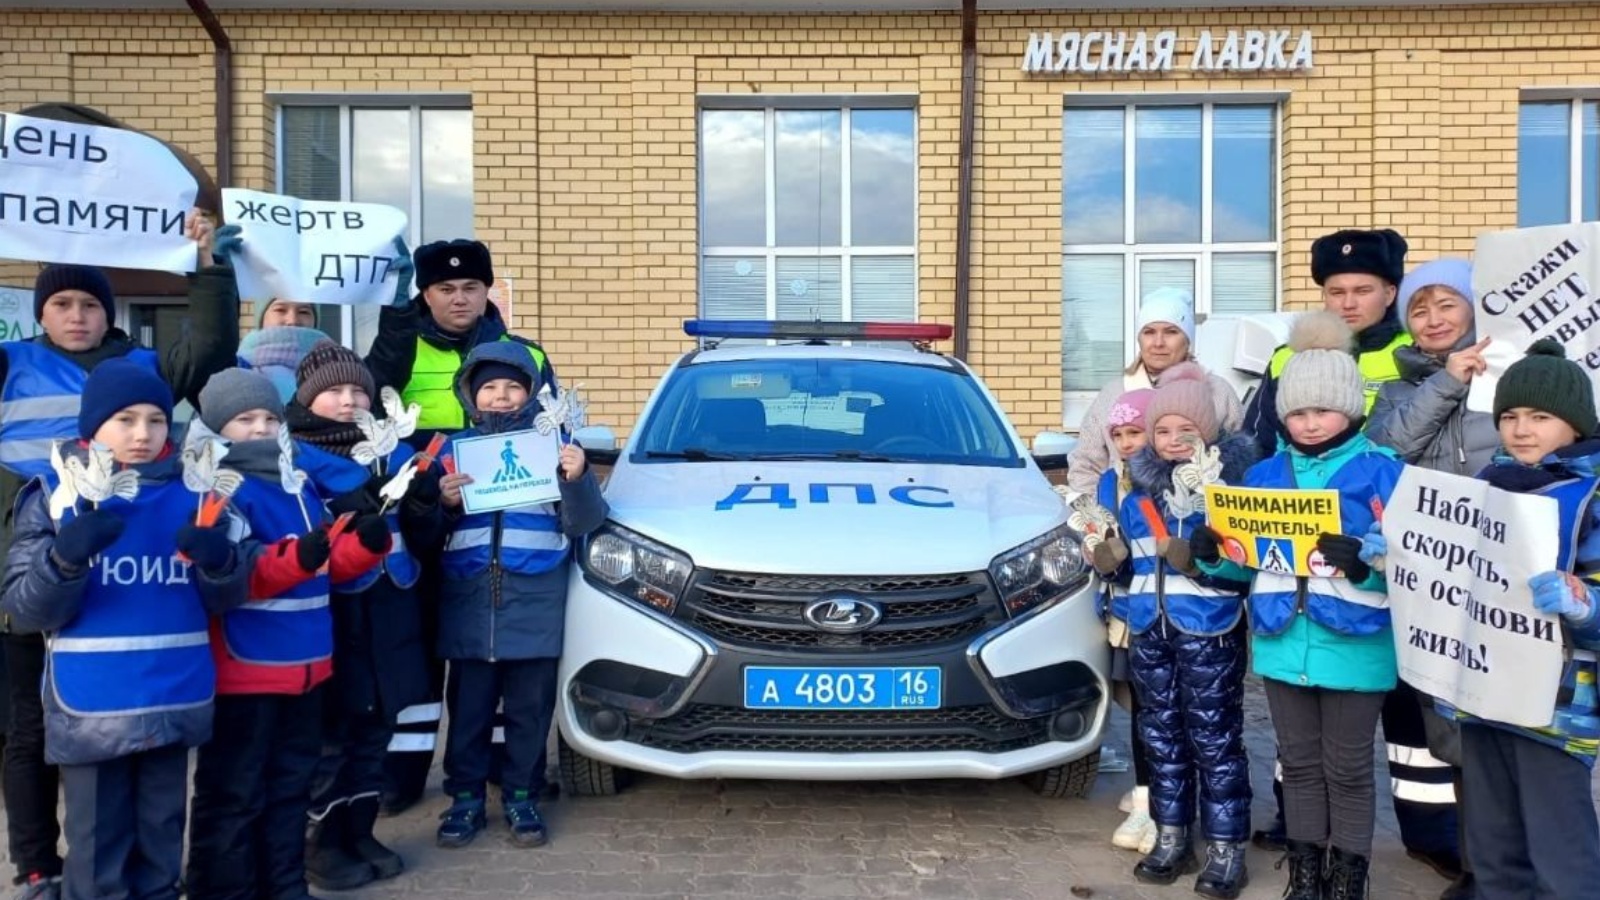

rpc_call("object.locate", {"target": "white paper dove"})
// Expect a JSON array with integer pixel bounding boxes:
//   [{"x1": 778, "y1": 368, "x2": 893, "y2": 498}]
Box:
[
  {"x1": 180, "y1": 419, "x2": 245, "y2": 500},
  {"x1": 351, "y1": 387, "x2": 417, "y2": 466},
  {"x1": 1165, "y1": 434, "x2": 1224, "y2": 520},
  {"x1": 377, "y1": 456, "x2": 420, "y2": 511},
  {"x1": 69, "y1": 442, "x2": 140, "y2": 507},
  {"x1": 1065, "y1": 492, "x2": 1120, "y2": 553},
  {"x1": 533, "y1": 384, "x2": 587, "y2": 438},
  {"x1": 276, "y1": 421, "x2": 307, "y2": 495},
  {"x1": 48, "y1": 441, "x2": 82, "y2": 522}
]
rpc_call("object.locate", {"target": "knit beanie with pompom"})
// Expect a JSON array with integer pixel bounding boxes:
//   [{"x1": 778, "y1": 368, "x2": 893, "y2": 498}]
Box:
[
  {"x1": 1276, "y1": 311, "x2": 1365, "y2": 422},
  {"x1": 1145, "y1": 362, "x2": 1220, "y2": 443}
]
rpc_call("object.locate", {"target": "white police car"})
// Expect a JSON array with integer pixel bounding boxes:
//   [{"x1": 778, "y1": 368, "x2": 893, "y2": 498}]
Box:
[{"x1": 558, "y1": 320, "x2": 1109, "y2": 797}]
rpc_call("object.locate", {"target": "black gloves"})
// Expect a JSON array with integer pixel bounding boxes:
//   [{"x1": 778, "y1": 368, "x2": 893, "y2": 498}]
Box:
[
  {"x1": 177, "y1": 523, "x2": 236, "y2": 575},
  {"x1": 52, "y1": 510, "x2": 124, "y2": 571},
  {"x1": 1190, "y1": 525, "x2": 1223, "y2": 566},
  {"x1": 327, "y1": 473, "x2": 388, "y2": 517},
  {"x1": 353, "y1": 514, "x2": 391, "y2": 554},
  {"x1": 1316, "y1": 533, "x2": 1370, "y2": 583},
  {"x1": 295, "y1": 528, "x2": 331, "y2": 573},
  {"x1": 404, "y1": 469, "x2": 440, "y2": 511}
]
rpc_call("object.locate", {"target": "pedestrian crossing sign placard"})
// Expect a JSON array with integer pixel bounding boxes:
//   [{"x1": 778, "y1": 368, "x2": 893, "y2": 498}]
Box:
[{"x1": 1255, "y1": 537, "x2": 1295, "y2": 575}]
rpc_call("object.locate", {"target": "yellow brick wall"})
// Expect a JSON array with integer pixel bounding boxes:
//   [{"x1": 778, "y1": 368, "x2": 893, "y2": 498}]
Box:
[{"x1": 2, "y1": 6, "x2": 1600, "y2": 436}]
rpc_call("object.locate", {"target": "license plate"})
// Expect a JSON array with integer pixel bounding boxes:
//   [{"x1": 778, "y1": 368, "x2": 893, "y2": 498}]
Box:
[{"x1": 743, "y1": 666, "x2": 942, "y2": 710}]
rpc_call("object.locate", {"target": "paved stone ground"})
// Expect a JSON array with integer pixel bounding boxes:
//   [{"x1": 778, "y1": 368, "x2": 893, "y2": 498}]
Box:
[
  {"x1": 340, "y1": 678, "x2": 1455, "y2": 900},
  {"x1": 6, "y1": 677, "x2": 1595, "y2": 898}
]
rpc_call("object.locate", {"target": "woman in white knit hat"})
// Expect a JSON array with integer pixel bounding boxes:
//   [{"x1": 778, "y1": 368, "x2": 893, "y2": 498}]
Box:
[{"x1": 1066, "y1": 287, "x2": 1242, "y2": 500}]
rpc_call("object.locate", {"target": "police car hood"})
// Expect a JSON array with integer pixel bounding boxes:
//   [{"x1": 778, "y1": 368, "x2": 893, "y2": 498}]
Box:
[{"x1": 604, "y1": 460, "x2": 1067, "y2": 575}]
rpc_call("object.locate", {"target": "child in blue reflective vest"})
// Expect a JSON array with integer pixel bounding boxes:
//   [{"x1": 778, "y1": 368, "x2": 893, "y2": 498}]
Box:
[
  {"x1": 0, "y1": 359, "x2": 251, "y2": 900},
  {"x1": 184, "y1": 368, "x2": 392, "y2": 900},
  {"x1": 1102, "y1": 362, "x2": 1256, "y2": 898},
  {"x1": 1084, "y1": 387, "x2": 1158, "y2": 854},
  {"x1": 1426, "y1": 339, "x2": 1600, "y2": 897},
  {"x1": 1190, "y1": 312, "x2": 1403, "y2": 900},
  {"x1": 433, "y1": 341, "x2": 606, "y2": 849}
]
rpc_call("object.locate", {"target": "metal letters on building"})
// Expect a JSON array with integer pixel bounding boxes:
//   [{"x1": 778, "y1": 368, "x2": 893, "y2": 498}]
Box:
[{"x1": 1020, "y1": 29, "x2": 1314, "y2": 75}]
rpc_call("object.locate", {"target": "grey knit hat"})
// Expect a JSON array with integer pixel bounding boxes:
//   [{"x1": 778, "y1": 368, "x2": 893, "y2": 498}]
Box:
[
  {"x1": 1276, "y1": 311, "x2": 1366, "y2": 422},
  {"x1": 199, "y1": 367, "x2": 285, "y2": 434}
]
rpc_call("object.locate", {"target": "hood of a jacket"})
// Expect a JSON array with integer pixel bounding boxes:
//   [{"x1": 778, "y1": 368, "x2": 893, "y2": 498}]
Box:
[{"x1": 452, "y1": 340, "x2": 545, "y2": 427}]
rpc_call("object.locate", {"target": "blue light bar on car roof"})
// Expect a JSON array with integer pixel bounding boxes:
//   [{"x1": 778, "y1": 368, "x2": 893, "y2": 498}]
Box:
[{"x1": 683, "y1": 320, "x2": 954, "y2": 341}]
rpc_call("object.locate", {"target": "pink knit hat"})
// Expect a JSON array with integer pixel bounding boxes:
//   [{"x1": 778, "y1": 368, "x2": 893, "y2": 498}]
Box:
[
  {"x1": 1105, "y1": 388, "x2": 1155, "y2": 435},
  {"x1": 1144, "y1": 362, "x2": 1219, "y2": 443}
]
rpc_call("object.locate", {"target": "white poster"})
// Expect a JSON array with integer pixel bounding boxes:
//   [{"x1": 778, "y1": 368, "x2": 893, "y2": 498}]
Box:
[
  {"x1": 1384, "y1": 466, "x2": 1564, "y2": 728},
  {"x1": 0, "y1": 112, "x2": 198, "y2": 273},
  {"x1": 1468, "y1": 223, "x2": 1600, "y2": 413},
  {"x1": 453, "y1": 428, "x2": 561, "y2": 514},
  {"x1": 222, "y1": 188, "x2": 410, "y2": 307},
  {"x1": 0, "y1": 287, "x2": 42, "y2": 343}
]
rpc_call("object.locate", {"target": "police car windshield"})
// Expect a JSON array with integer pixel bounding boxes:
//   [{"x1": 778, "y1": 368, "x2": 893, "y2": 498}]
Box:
[{"x1": 632, "y1": 358, "x2": 1023, "y2": 467}]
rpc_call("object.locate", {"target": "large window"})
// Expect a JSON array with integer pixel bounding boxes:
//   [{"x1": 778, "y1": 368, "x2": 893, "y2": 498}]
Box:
[
  {"x1": 276, "y1": 101, "x2": 474, "y2": 351},
  {"x1": 1517, "y1": 99, "x2": 1600, "y2": 227},
  {"x1": 1061, "y1": 101, "x2": 1279, "y2": 421},
  {"x1": 699, "y1": 102, "x2": 917, "y2": 324}
]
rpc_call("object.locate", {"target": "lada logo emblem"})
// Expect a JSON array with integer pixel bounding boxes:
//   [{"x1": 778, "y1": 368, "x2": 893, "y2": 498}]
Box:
[{"x1": 802, "y1": 596, "x2": 883, "y2": 633}]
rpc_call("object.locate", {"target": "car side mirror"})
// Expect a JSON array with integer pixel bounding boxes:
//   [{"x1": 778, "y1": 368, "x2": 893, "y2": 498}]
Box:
[
  {"x1": 1032, "y1": 430, "x2": 1076, "y2": 473},
  {"x1": 573, "y1": 425, "x2": 619, "y2": 467}
]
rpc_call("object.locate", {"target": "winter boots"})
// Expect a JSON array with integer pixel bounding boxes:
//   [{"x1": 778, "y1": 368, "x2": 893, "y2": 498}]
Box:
[
  {"x1": 1133, "y1": 825, "x2": 1199, "y2": 884},
  {"x1": 346, "y1": 795, "x2": 404, "y2": 880},
  {"x1": 1112, "y1": 786, "x2": 1157, "y2": 852},
  {"x1": 1193, "y1": 840, "x2": 1249, "y2": 899},
  {"x1": 304, "y1": 804, "x2": 374, "y2": 892},
  {"x1": 1325, "y1": 846, "x2": 1371, "y2": 900},
  {"x1": 1277, "y1": 840, "x2": 1325, "y2": 900}
]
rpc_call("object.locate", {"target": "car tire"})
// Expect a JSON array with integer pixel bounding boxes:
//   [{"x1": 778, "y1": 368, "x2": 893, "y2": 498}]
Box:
[
  {"x1": 557, "y1": 735, "x2": 632, "y2": 797},
  {"x1": 1022, "y1": 748, "x2": 1100, "y2": 799}
]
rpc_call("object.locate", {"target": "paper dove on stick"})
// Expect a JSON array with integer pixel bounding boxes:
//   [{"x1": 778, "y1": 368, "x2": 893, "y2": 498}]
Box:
[
  {"x1": 352, "y1": 386, "x2": 421, "y2": 466},
  {"x1": 61, "y1": 441, "x2": 140, "y2": 511},
  {"x1": 181, "y1": 419, "x2": 245, "y2": 500},
  {"x1": 1164, "y1": 434, "x2": 1224, "y2": 521},
  {"x1": 533, "y1": 384, "x2": 588, "y2": 440}
]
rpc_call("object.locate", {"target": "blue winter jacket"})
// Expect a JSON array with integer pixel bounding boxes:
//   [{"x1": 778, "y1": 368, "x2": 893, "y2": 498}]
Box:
[
  {"x1": 1203, "y1": 431, "x2": 1404, "y2": 692},
  {"x1": 1457, "y1": 440, "x2": 1600, "y2": 766},
  {"x1": 0, "y1": 451, "x2": 253, "y2": 765},
  {"x1": 436, "y1": 342, "x2": 607, "y2": 661},
  {"x1": 1115, "y1": 432, "x2": 1256, "y2": 636}
]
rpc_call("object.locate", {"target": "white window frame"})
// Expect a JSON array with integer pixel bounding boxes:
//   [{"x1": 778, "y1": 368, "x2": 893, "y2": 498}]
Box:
[
  {"x1": 1517, "y1": 92, "x2": 1599, "y2": 224},
  {"x1": 271, "y1": 94, "x2": 472, "y2": 348},
  {"x1": 1061, "y1": 96, "x2": 1283, "y2": 417},
  {"x1": 697, "y1": 95, "x2": 920, "y2": 321}
]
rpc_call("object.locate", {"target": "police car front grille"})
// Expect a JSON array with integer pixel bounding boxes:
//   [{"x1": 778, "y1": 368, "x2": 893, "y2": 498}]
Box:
[
  {"x1": 680, "y1": 570, "x2": 1002, "y2": 652},
  {"x1": 631, "y1": 704, "x2": 1051, "y2": 754}
]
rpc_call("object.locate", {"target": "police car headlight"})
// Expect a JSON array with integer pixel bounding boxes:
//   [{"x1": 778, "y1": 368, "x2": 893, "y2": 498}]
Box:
[
  {"x1": 989, "y1": 524, "x2": 1088, "y2": 616},
  {"x1": 582, "y1": 523, "x2": 695, "y2": 614}
]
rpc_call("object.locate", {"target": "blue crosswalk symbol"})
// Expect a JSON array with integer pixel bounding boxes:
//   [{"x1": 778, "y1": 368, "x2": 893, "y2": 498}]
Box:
[{"x1": 1255, "y1": 537, "x2": 1294, "y2": 574}]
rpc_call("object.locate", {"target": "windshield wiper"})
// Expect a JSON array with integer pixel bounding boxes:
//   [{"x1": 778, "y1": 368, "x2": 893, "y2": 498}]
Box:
[
  {"x1": 643, "y1": 448, "x2": 750, "y2": 461},
  {"x1": 744, "y1": 450, "x2": 904, "y2": 463}
]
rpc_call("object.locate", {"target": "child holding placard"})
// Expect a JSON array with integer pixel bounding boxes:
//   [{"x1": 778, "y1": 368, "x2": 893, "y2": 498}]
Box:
[
  {"x1": 434, "y1": 342, "x2": 606, "y2": 850},
  {"x1": 1102, "y1": 363, "x2": 1256, "y2": 898},
  {"x1": 1189, "y1": 312, "x2": 1402, "y2": 900},
  {"x1": 1422, "y1": 339, "x2": 1600, "y2": 896}
]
